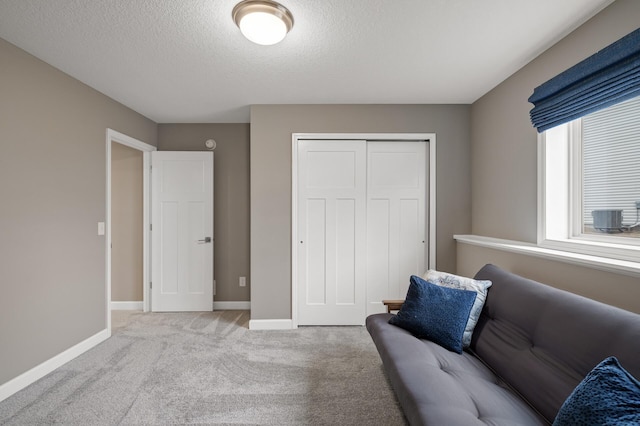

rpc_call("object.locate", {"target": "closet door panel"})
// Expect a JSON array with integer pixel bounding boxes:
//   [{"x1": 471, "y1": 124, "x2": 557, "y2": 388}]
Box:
[
  {"x1": 366, "y1": 142, "x2": 427, "y2": 316},
  {"x1": 298, "y1": 140, "x2": 366, "y2": 325}
]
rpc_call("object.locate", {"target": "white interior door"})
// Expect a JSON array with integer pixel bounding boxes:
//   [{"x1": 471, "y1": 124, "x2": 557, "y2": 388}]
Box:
[
  {"x1": 297, "y1": 140, "x2": 367, "y2": 325},
  {"x1": 151, "y1": 151, "x2": 213, "y2": 312},
  {"x1": 366, "y1": 142, "x2": 427, "y2": 315}
]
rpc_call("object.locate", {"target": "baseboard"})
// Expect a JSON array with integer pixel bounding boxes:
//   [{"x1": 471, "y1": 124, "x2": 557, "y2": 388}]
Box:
[
  {"x1": 0, "y1": 328, "x2": 110, "y2": 403},
  {"x1": 110, "y1": 301, "x2": 143, "y2": 310},
  {"x1": 249, "y1": 319, "x2": 294, "y2": 330},
  {"x1": 213, "y1": 301, "x2": 251, "y2": 310},
  {"x1": 110, "y1": 301, "x2": 249, "y2": 311}
]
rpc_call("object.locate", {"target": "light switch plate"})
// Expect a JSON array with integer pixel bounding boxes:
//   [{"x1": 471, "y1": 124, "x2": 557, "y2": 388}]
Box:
[{"x1": 98, "y1": 222, "x2": 105, "y2": 235}]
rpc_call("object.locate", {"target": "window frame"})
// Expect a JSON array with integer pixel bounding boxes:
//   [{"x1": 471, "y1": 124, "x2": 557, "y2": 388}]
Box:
[{"x1": 538, "y1": 118, "x2": 640, "y2": 263}]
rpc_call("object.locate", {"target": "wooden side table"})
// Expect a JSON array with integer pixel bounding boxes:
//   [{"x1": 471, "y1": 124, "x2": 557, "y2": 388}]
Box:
[{"x1": 382, "y1": 299, "x2": 404, "y2": 313}]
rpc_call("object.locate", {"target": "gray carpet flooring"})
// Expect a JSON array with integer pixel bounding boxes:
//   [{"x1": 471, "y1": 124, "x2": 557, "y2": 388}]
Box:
[{"x1": 0, "y1": 310, "x2": 406, "y2": 425}]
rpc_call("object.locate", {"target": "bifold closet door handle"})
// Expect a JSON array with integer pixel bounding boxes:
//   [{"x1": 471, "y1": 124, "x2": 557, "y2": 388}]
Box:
[{"x1": 198, "y1": 237, "x2": 212, "y2": 243}]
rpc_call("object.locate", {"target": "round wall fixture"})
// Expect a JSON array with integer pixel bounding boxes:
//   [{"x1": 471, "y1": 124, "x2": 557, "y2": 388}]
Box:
[
  {"x1": 205, "y1": 139, "x2": 216, "y2": 150},
  {"x1": 232, "y1": 0, "x2": 294, "y2": 46}
]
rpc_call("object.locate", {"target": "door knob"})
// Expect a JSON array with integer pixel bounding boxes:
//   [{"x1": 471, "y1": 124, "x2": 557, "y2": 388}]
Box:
[{"x1": 198, "y1": 237, "x2": 212, "y2": 243}]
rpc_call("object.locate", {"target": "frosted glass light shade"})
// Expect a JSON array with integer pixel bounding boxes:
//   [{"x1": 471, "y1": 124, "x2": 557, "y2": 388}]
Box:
[
  {"x1": 238, "y1": 12, "x2": 287, "y2": 45},
  {"x1": 232, "y1": 0, "x2": 294, "y2": 46}
]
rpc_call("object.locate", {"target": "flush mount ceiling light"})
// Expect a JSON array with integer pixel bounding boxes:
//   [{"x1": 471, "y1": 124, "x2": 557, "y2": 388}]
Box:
[{"x1": 232, "y1": 0, "x2": 294, "y2": 46}]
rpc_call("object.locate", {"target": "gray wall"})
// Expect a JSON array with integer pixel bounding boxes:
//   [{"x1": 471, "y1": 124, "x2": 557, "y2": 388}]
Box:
[
  {"x1": 0, "y1": 38, "x2": 157, "y2": 385},
  {"x1": 464, "y1": 0, "x2": 640, "y2": 313},
  {"x1": 250, "y1": 104, "x2": 471, "y2": 320},
  {"x1": 158, "y1": 124, "x2": 250, "y2": 302},
  {"x1": 457, "y1": 243, "x2": 640, "y2": 315},
  {"x1": 471, "y1": 0, "x2": 640, "y2": 242},
  {"x1": 111, "y1": 143, "x2": 144, "y2": 302}
]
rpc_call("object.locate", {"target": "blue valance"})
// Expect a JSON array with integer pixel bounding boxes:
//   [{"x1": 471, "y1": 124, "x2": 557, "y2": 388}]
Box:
[{"x1": 529, "y1": 28, "x2": 640, "y2": 133}]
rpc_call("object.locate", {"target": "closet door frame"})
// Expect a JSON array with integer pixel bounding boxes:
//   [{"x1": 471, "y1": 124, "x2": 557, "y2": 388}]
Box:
[{"x1": 291, "y1": 133, "x2": 437, "y2": 329}]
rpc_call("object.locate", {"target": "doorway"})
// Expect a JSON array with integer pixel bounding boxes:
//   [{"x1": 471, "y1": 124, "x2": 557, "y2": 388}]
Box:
[
  {"x1": 106, "y1": 129, "x2": 156, "y2": 336},
  {"x1": 291, "y1": 133, "x2": 437, "y2": 327},
  {"x1": 111, "y1": 142, "x2": 144, "y2": 309}
]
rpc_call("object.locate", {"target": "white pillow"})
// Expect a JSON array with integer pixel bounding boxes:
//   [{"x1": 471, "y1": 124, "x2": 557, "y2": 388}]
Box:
[{"x1": 422, "y1": 270, "x2": 492, "y2": 348}]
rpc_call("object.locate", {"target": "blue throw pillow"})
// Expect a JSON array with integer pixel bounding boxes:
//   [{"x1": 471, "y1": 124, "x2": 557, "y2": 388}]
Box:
[
  {"x1": 422, "y1": 269, "x2": 492, "y2": 348},
  {"x1": 389, "y1": 275, "x2": 476, "y2": 354},
  {"x1": 553, "y1": 356, "x2": 640, "y2": 426}
]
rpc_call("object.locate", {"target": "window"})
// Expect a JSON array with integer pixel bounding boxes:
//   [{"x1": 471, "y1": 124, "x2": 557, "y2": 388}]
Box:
[
  {"x1": 539, "y1": 95, "x2": 640, "y2": 260},
  {"x1": 582, "y1": 96, "x2": 640, "y2": 237}
]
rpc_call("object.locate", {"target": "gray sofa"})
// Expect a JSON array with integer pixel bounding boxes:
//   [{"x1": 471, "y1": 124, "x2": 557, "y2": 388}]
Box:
[{"x1": 366, "y1": 264, "x2": 640, "y2": 425}]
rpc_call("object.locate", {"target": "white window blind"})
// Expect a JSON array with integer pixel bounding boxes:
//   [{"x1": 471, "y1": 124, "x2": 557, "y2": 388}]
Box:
[{"x1": 582, "y1": 95, "x2": 640, "y2": 228}]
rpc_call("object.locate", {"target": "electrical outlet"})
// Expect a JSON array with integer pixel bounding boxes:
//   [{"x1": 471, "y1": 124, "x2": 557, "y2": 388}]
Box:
[
  {"x1": 636, "y1": 201, "x2": 640, "y2": 209},
  {"x1": 239, "y1": 276, "x2": 246, "y2": 287}
]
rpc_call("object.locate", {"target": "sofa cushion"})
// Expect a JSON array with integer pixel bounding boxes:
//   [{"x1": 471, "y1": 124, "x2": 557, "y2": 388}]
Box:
[
  {"x1": 553, "y1": 356, "x2": 640, "y2": 425},
  {"x1": 367, "y1": 313, "x2": 547, "y2": 426},
  {"x1": 472, "y1": 264, "x2": 640, "y2": 424},
  {"x1": 389, "y1": 275, "x2": 477, "y2": 354},
  {"x1": 422, "y1": 269, "x2": 492, "y2": 347}
]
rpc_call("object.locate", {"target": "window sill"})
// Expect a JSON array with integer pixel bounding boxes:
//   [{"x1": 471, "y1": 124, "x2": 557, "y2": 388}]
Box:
[{"x1": 454, "y1": 234, "x2": 640, "y2": 278}]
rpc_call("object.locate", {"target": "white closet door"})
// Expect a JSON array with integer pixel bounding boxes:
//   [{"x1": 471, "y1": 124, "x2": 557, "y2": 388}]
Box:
[
  {"x1": 366, "y1": 142, "x2": 427, "y2": 315},
  {"x1": 297, "y1": 140, "x2": 367, "y2": 325}
]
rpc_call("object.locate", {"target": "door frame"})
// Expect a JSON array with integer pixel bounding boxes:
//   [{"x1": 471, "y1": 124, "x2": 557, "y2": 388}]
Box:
[
  {"x1": 106, "y1": 129, "x2": 156, "y2": 335},
  {"x1": 291, "y1": 133, "x2": 437, "y2": 328}
]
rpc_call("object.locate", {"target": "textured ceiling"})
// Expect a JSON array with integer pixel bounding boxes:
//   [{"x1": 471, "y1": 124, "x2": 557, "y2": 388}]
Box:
[{"x1": 0, "y1": 0, "x2": 614, "y2": 123}]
